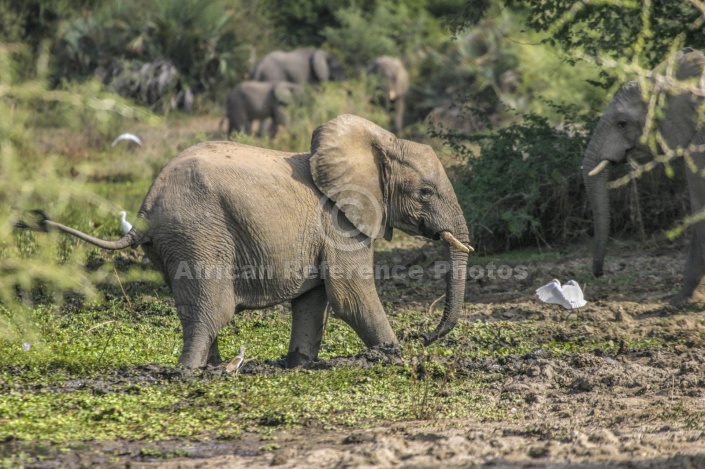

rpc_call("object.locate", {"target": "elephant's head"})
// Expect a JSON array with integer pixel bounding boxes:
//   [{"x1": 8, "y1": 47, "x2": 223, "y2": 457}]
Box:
[
  {"x1": 367, "y1": 56, "x2": 409, "y2": 102},
  {"x1": 312, "y1": 50, "x2": 345, "y2": 82},
  {"x1": 310, "y1": 114, "x2": 471, "y2": 344},
  {"x1": 273, "y1": 81, "x2": 303, "y2": 106},
  {"x1": 583, "y1": 48, "x2": 705, "y2": 277},
  {"x1": 582, "y1": 82, "x2": 647, "y2": 277}
]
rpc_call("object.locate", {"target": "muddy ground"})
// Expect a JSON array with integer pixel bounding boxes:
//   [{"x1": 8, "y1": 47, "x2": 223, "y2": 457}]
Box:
[{"x1": 5, "y1": 242, "x2": 705, "y2": 468}]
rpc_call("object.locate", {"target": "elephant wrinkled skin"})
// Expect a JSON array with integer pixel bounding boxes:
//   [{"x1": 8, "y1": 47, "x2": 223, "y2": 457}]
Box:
[
  {"x1": 21, "y1": 115, "x2": 471, "y2": 368},
  {"x1": 582, "y1": 47, "x2": 705, "y2": 305}
]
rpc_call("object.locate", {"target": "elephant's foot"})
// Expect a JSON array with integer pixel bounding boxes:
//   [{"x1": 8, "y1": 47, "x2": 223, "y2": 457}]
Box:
[
  {"x1": 207, "y1": 354, "x2": 223, "y2": 366},
  {"x1": 668, "y1": 292, "x2": 690, "y2": 307},
  {"x1": 286, "y1": 349, "x2": 313, "y2": 368},
  {"x1": 668, "y1": 287, "x2": 705, "y2": 308}
]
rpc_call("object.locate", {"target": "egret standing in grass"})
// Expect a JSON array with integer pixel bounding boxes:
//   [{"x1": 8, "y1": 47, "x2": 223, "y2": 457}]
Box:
[
  {"x1": 119, "y1": 211, "x2": 133, "y2": 235},
  {"x1": 225, "y1": 346, "x2": 246, "y2": 373}
]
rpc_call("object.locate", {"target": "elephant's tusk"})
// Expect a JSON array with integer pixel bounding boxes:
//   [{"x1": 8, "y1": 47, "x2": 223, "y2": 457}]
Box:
[
  {"x1": 440, "y1": 231, "x2": 474, "y2": 253},
  {"x1": 587, "y1": 160, "x2": 610, "y2": 177}
]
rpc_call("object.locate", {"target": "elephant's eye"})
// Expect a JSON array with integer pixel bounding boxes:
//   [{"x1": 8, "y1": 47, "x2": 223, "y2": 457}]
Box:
[
  {"x1": 419, "y1": 187, "x2": 434, "y2": 199},
  {"x1": 617, "y1": 121, "x2": 627, "y2": 129}
]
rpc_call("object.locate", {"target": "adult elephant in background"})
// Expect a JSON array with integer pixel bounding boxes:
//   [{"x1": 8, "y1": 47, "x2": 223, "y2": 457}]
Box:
[
  {"x1": 224, "y1": 80, "x2": 302, "y2": 138},
  {"x1": 582, "y1": 47, "x2": 705, "y2": 305},
  {"x1": 249, "y1": 48, "x2": 344, "y2": 85},
  {"x1": 367, "y1": 56, "x2": 409, "y2": 134},
  {"x1": 17, "y1": 115, "x2": 471, "y2": 369}
]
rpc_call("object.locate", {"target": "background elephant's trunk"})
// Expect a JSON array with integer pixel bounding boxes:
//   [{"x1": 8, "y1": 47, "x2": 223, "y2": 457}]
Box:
[
  {"x1": 583, "y1": 145, "x2": 611, "y2": 277},
  {"x1": 423, "y1": 221, "x2": 469, "y2": 345}
]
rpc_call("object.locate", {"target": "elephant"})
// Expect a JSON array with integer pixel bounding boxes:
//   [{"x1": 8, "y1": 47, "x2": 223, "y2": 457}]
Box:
[
  {"x1": 582, "y1": 47, "x2": 705, "y2": 305},
  {"x1": 18, "y1": 114, "x2": 472, "y2": 369},
  {"x1": 225, "y1": 80, "x2": 302, "y2": 139},
  {"x1": 367, "y1": 56, "x2": 410, "y2": 134},
  {"x1": 248, "y1": 48, "x2": 344, "y2": 85}
]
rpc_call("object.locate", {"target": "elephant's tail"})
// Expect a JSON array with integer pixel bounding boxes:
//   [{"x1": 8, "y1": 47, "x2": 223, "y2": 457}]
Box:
[{"x1": 15, "y1": 209, "x2": 147, "y2": 250}]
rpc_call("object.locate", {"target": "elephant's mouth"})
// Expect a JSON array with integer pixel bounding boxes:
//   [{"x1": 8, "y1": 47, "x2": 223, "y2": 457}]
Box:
[{"x1": 419, "y1": 219, "x2": 440, "y2": 240}]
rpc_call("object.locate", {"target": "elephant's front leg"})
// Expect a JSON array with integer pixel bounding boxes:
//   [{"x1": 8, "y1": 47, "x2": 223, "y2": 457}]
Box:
[
  {"x1": 324, "y1": 265, "x2": 398, "y2": 350},
  {"x1": 287, "y1": 285, "x2": 328, "y2": 367},
  {"x1": 672, "y1": 159, "x2": 705, "y2": 305}
]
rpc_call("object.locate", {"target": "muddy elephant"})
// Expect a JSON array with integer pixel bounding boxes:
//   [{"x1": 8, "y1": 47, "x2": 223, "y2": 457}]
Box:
[
  {"x1": 367, "y1": 56, "x2": 410, "y2": 134},
  {"x1": 249, "y1": 48, "x2": 344, "y2": 85},
  {"x1": 18, "y1": 115, "x2": 471, "y2": 369},
  {"x1": 225, "y1": 80, "x2": 302, "y2": 138},
  {"x1": 582, "y1": 48, "x2": 705, "y2": 305}
]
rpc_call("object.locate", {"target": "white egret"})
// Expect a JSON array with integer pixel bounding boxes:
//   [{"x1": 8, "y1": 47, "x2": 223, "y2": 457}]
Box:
[
  {"x1": 119, "y1": 211, "x2": 133, "y2": 234},
  {"x1": 536, "y1": 279, "x2": 587, "y2": 310}
]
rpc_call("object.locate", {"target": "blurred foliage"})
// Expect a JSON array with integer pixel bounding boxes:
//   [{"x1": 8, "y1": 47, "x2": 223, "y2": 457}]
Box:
[
  {"x1": 323, "y1": 0, "x2": 446, "y2": 70},
  {"x1": 264, "y1": 0, "x2": 450, "y2": 49},
  {"x1": 1, "y1": 0, "x2": 270, "y2": 111},
  {"x1": 511, "y1": 0, "x2": 705, "y2": 72},
  {"x1": 54, "y1": 0, "x2": 257, "y2": 100},
  {"x1": 262, "y1": 0, "x2": 351, "y2": 48},
  {"x1": 448, "y1": 0, "x2": 705, "y2": 72},
  {"x1": 0, "y1": 43, "x2": 157, "y2": 331},
  {"x1": 417, "y1": 9, "x2": 605, "y2": 129}
]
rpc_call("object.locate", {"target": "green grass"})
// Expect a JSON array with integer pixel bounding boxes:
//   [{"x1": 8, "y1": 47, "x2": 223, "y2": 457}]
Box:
[
  {"x1": 0, "y1": 286, "x2": 671, "y2": 449},
  {"x1": 0, "y1": 297, "x2": 498, "y2": 444}
]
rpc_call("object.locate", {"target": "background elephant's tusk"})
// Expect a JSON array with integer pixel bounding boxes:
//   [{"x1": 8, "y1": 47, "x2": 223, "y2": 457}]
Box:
[
  {"x1": 588, "y1": 160, "x2": 610, "y2": 177},
  {"x1": 440, "y1": 231, "x2": 473, "y2": 253}
]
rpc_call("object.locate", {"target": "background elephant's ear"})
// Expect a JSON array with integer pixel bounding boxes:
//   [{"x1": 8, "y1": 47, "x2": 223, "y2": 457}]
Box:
[
  {"x1": 310, "y1": 114, "x2": 396, "y2": 239},
  {"x1": 311, "y1": 49, "x2": 330, "y2": 82},
  {"x1": 273, "y1": 82, "x2": 295, "y2": 104}
]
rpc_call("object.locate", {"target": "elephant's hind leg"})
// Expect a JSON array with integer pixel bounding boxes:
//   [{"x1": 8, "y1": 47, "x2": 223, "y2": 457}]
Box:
[
  {"x1": 174, "y1": 280, "x2": 236, "y2": 368},
  {"x1": 287, "y1": 285, "x2": 328, "y2": 368}
]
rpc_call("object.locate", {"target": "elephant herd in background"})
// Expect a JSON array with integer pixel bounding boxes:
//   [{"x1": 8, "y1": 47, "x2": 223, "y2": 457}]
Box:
[{"x1": 224, "y1": 48, "x2": 410, "y2": 137}]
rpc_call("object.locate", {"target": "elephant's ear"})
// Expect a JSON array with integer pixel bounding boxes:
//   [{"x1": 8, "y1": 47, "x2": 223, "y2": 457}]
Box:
[
  {"x1": 310, "y1": 114, "x2": 395, "y2": 240},
  {"x1": 273, "y1": 82, "x2": 296, "y2": 105},
  {"x1": 311, "y1": 50, "x2": 330, "y2": 82}
]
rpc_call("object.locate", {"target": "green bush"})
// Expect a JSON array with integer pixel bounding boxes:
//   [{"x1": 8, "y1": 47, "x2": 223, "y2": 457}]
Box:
[
  {"x1": 323, "y1": 1, "x2": 444, "y2": 70},
  {"x1": 48, "y1": 0, "x2": 264, "y2": 108},
  {"x1": 433, "y1": 104, "x2": 596, "y2": 253}
]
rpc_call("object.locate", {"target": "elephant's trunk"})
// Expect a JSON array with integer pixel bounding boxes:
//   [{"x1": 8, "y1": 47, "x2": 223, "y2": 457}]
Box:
[
  {"x1": 423, "y1": 224, "x2": 469, "y2": 345},
  {"x1": 582, "y1": 144, "x2": 611, "y2": 277}
]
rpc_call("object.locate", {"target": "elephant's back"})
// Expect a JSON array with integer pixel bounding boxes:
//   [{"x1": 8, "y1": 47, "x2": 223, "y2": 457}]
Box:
[{"x1": 139, "y1": 141, "x2": 322, "y2": 240}]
